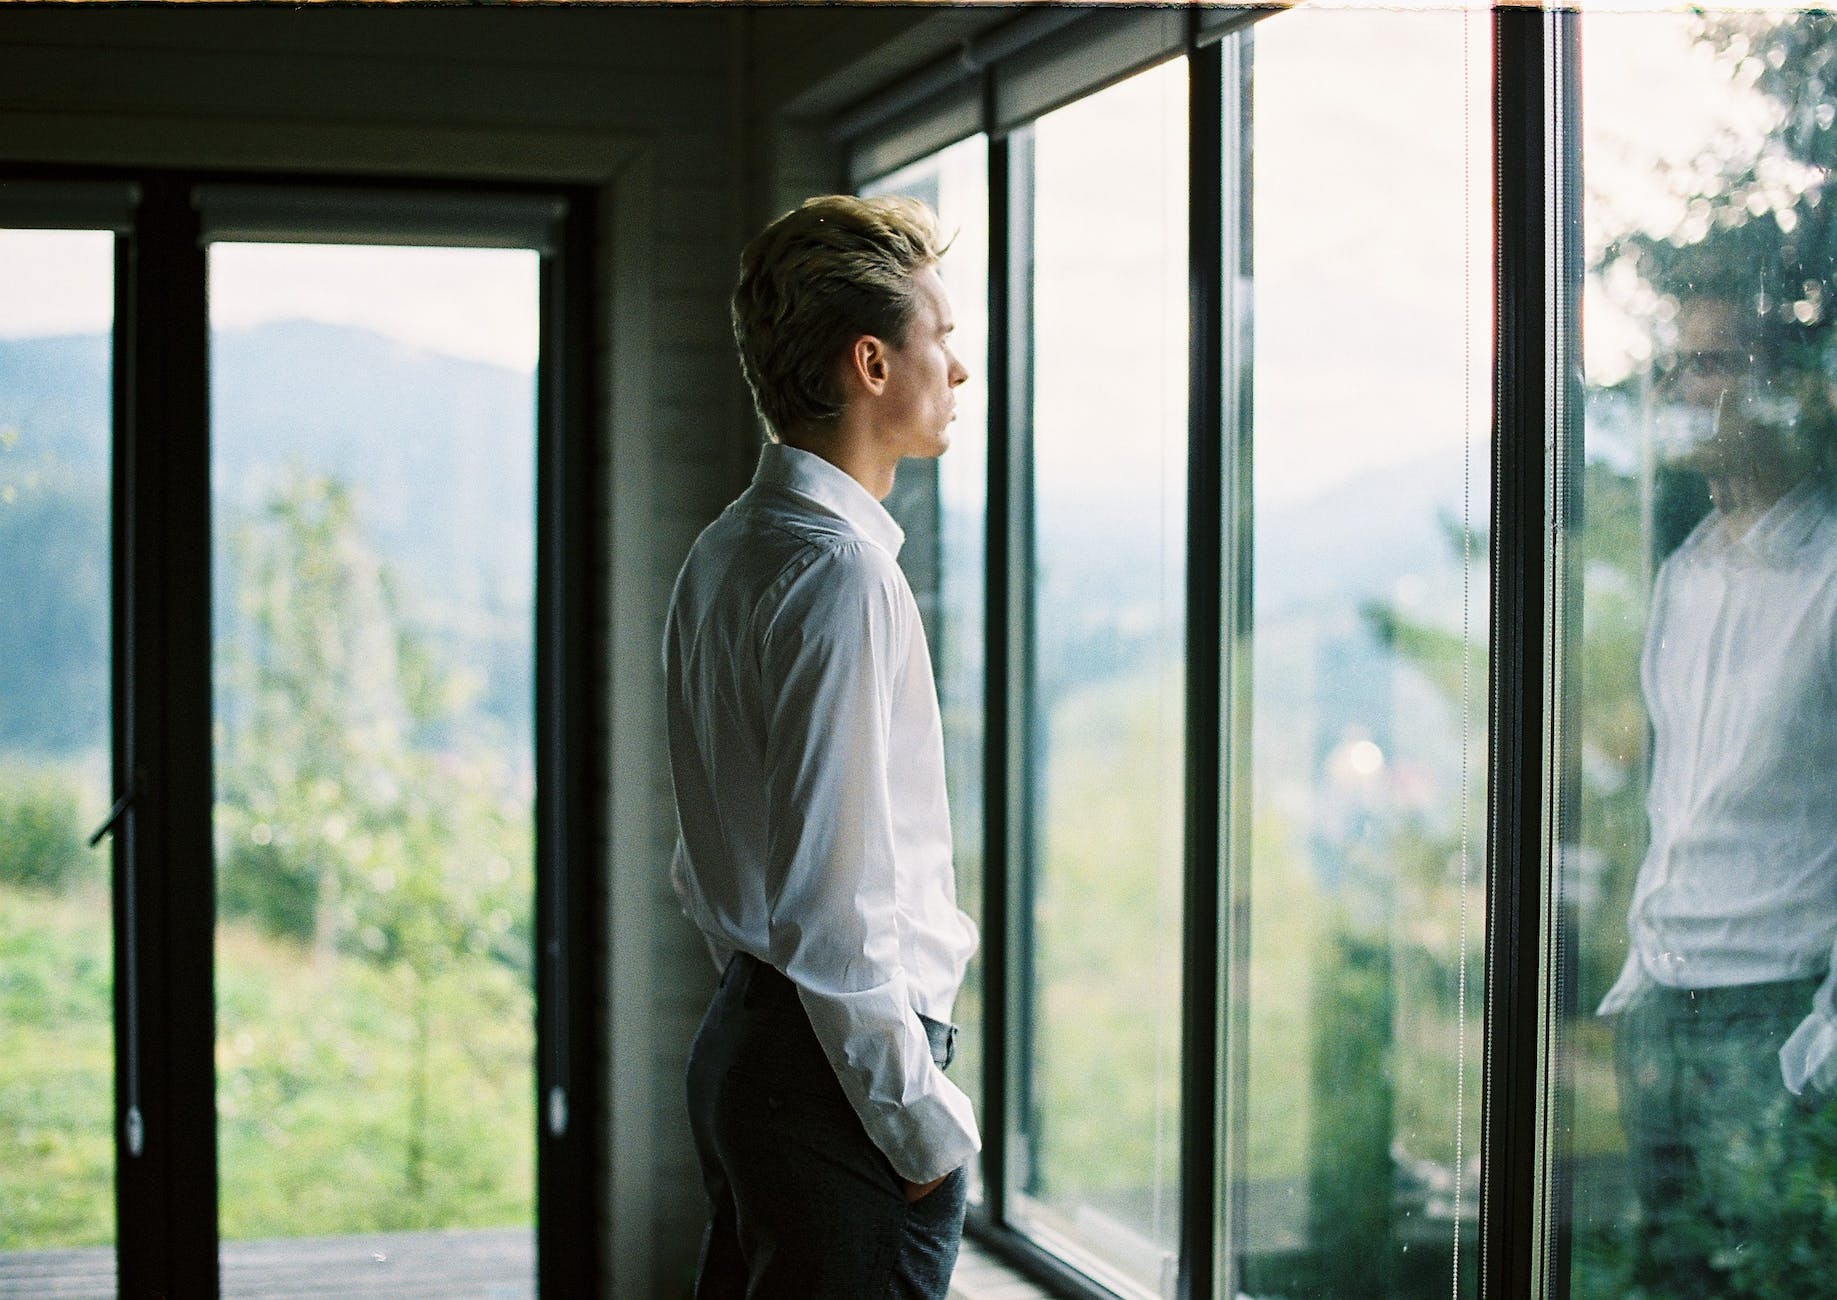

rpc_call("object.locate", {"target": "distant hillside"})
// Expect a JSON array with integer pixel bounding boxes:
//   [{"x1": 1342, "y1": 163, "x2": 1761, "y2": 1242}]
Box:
[
  {"x1": 0, "y1": 321, "x2": 538, "y2": 755},
  {"x1": 3, "y1": 319, "x2": 1480, "y2": 773}
]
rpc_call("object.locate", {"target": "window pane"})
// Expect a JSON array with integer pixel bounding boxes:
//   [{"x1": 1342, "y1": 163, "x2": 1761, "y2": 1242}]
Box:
[
  {"x1": 209, "y1": 242, "x2": 538, "y2": 1294},
  {"x1": 1559, "y1": 13, "x2": 1837, "y2": 1293},
  {"x1": 1235, "y1": 11, "x2": 1490, "y2": 1295},
  {"x1": 1014, "y1": 59, "x2": 1187, "y2": 1297},
  {"x1": 863, "y1": 134, "x2": 991, "y2": 1197},
  {"x1": 0, "y1": 229, "x2": 117, "y2": 1286}
]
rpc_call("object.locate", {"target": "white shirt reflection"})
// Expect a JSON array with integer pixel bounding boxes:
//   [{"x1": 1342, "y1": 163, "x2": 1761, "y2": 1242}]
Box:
[{"x1": 1600, "y1": 475, "x2": 1837, "y2": 1093}]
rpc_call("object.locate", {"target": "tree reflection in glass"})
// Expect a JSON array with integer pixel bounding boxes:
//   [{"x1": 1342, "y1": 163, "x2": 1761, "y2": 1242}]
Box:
[{"x1": 1571, "y1": 12, "x2": 1837, "y2": 1294}]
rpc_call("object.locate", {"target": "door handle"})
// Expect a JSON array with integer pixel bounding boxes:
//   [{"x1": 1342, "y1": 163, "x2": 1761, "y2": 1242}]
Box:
[{"x1": 88, "y1": 777, "x2": 138, "y2": 847}]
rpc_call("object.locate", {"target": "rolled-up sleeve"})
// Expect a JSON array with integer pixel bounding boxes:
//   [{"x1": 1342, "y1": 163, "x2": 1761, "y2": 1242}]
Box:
[{"x1": 758, "y1": 542, "x2": 980, "y2": 1183}]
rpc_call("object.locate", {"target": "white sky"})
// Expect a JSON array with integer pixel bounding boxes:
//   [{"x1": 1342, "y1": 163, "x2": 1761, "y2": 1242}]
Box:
[
  {"x1": 0, "y1": 236, "x2": 538, "y2": 373},
  {"x1": 0, "y1": 229, "x2": 114, "y2": 337}
]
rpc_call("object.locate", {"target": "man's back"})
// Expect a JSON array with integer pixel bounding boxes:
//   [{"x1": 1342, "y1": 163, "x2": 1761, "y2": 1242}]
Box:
[{"x1": 664, "y1": 443, "x2": 972, "y2": 1001}]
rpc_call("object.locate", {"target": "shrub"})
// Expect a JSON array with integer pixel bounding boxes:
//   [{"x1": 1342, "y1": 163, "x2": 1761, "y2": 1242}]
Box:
[
  {"x1": 0, "y1": 770, "x2": 88, "y2": 891},
  {"x1": 217, "y1": 836, "x2": 320, "y2": 945}
]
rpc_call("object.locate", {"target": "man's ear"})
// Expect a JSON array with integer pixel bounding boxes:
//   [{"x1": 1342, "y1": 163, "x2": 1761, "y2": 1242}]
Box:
[{"x1": 847, "y1": 334, "x2": 891, "y2": 398}]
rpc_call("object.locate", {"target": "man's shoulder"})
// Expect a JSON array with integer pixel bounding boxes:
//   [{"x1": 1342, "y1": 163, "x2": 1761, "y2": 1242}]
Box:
[
  {"x1": 677, "y1": 499, "x2": 901, "y2": 621},
  {"x1": 717, "y1": 489, "x2": 899, "y2": 576}
]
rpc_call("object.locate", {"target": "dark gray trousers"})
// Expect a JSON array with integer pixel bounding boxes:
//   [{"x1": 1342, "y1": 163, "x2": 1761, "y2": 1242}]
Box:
[
  {"x1": 687, "y1": 954, "x2": 967, "y2": 1300},
  {"x1": 1613, "y1": 975, "x2": 1836, "y2": 1295}
]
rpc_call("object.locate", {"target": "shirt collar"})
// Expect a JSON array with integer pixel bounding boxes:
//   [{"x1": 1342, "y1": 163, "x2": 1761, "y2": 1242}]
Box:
[
  {"x1": 1712, "y1": 475, "x2": 1832, "y2": 565},
  {"x1": 752, "y1": 442, "x2": 906, "y2": 558}
]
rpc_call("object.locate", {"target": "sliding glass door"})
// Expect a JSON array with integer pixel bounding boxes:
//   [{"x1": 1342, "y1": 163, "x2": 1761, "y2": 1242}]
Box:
[{"x1": 0, "y1": 175, "x2": 590, "y2": 1298}]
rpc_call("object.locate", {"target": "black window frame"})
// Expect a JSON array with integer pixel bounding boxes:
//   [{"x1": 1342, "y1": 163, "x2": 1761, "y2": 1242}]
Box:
[{"x1": 0, "y1": 163, "x2": 603, "y2": 1299}]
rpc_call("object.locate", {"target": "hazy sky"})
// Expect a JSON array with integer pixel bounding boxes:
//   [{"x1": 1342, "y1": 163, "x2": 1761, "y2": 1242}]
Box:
[
  {"x1": 0, "y1": 7, "x2": 1787, "y2": 477},
  {"x1": 0, "y1": 235, "x2": 539, "y2": 373}
]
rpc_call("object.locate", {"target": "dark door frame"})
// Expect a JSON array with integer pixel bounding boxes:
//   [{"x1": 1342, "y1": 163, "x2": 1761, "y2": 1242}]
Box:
[{"x1": 5, "y1": 163, "x2": 603, "y2": 1299}]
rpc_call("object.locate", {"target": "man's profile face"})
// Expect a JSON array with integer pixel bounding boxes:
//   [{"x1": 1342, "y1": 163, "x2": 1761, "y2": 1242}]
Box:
[
  {"x1": 1660, "y1": 297, "x2": 1775, "y2": 480},
  {"x1": 1668, "y1": 298, "x2": 1750, "y2": 416},
  {"x1": 875, "y1": 266, "x2": 968, "y2": 463}
]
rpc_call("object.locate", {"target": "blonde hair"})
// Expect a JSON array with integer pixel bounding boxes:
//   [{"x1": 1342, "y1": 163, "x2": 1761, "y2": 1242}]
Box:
[{"x1": 731, "y1": 194, "x2": 945, "y2": 440}]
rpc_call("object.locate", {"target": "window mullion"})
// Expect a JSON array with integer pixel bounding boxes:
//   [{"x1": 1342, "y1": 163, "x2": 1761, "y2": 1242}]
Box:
[
  {"x1": 1179, "y1": 37, "x2": 1226, "y2": 1300},
  {"x1": 119, "y1": 170, "x2": 220, "y2": 1298},
  {"x1": 1480, "y1": 8, "x2": 1566, "y2": 1297}
]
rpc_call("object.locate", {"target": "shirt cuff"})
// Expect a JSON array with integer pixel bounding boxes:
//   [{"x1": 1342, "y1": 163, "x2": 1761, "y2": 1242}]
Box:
[
  {"x1": 1596, "y1": 949, "x2": 1649, "y2": 1015},
  {"x1": 867, "y1": 1073, "x2": 982, "y2": 1184},
  {"x1": 1780, "y1": 1010, "x2": 1837, "y2": 1095}
]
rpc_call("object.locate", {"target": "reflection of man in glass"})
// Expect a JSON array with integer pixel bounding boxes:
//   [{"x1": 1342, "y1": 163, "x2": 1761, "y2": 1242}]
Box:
[{"x1": 1600, "y1": 289, "x2": 1837, "y2": 1291}]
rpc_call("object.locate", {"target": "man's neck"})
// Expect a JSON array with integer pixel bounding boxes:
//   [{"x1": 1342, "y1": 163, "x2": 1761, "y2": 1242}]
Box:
[
  {"x1": 781, "y1": 425, "x2": 898, "y2": 501},
  {"x1": 1710, "y1": 468, "x2": 1802, "y2": 541}
]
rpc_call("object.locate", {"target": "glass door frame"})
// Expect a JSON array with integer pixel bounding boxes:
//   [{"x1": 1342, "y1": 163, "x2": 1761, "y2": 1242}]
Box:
[{"x1": 1, "y1": 165, "x2": 602, "y2": 1299}]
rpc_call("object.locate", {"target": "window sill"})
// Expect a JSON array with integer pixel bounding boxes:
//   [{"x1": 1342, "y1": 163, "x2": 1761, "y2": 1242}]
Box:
[{"x1": 952, "y1": 1239, "x2": 1058, "y2": 1300}]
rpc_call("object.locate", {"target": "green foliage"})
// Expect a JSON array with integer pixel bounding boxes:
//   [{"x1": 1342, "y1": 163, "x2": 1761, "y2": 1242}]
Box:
[
  {"x1": 1028, "y1": 669, "x2": 1182, "y2": 1217},
  {"x1": 3, "y1": 464, "x2": 537, "y2": 1251},
  {"x1": 0, "y1": 767, "x2": 91, "y2": 891},
  {"x1": 210, "y1": 468, "x2": 535, "y2": 1233},
  {"x1": 216, "y1": 838, "x2": 320, "y2": 945},
  {"x1": 0, "y1": 879, "x2": 533, "y2": 1247},
  {"x1": 0, "y1": 884, "x2": 114, "y2": 1249},
  {"x1": 1603, "y1": 13, "x2": 1837, "y2": 476},
  {"x1": 214, "y1": 916, "x2": 533, "y2": 1239},
  {"x1": 215, "y1": 469, "x2": 532, "y2": 975},
  {"x1": 1306, "y1": 918, "x2": 1395, "y2": 1295}
]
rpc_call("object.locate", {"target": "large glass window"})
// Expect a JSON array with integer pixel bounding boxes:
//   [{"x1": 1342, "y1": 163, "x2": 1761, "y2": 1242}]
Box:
[
  {"x1": 1557, "y1": 11, "x2": 1837, "y2": 1294},
  {"x1": 208, "y1": 242, "x2": 539, "y2": 1292},
  {"x1": 1011, "y1": 57, "x2": 1189, "y2": 1298},
  {"x1": 863, "y1": 133, "x2": 992, "y2": 1189},
  {"x1": 0, "y1": 227, "x2": 117, "y2": 1284},
  {"x1": 1233, "y1": 9, "x2": 1491, "y2": 1295}
]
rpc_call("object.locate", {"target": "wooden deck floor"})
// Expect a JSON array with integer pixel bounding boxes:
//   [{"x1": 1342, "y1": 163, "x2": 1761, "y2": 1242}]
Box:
[
  {"x1": 0, "y1": 1227, "x2": 533, "y2": 1298},
  {"x1": 1, "y1": 1229, "x2": 1039, "y2": 1298}
]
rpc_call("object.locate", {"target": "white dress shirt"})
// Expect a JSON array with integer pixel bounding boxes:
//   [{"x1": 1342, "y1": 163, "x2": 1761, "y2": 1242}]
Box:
[
  {"x1": 1599, "y1": 477, "x2": 1837, "y2": 1094},
  {"x1": 665, "y1": 442, "x2": 981, "y2": 1183}
]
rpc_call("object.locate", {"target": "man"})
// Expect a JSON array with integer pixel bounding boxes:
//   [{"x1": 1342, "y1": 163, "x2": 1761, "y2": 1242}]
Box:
[
  {"x1": 665, "y1": 194, "x2": 978, "y2": 1299},
  {"x1": 1600, "y1": 289, "x2": 1837, "y2": 1292}
]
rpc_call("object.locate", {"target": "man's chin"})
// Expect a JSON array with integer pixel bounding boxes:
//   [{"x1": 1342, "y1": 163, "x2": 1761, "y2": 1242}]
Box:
[{"x1": 905, "y1": 432, "x2": 950, "y2": 460}]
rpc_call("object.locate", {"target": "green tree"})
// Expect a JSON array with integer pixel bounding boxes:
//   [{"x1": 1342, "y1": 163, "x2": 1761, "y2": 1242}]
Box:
[{"x1": 215, "y1": 469, "x2": 531, "y2": 1222}]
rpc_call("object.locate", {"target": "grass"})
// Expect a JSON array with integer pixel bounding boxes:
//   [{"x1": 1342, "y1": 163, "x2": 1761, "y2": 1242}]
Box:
[
  {"x1": 1024, "y1": 666, "x2": 1529, "y2": 1209},
  {"x1": 1, "y1": 878, "x2": 533, "y2": 1250},
  {"x1": 0, "y1": 882, "x2": 114, "y2": 1248}
]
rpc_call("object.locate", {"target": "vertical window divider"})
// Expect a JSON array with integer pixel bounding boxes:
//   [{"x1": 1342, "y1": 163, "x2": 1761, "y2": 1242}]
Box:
[
  {"x1": 980, "y1": 109, "x2": 1016, "y2": 1236},
  {"x1": 988, "y1": 112, "x2": 1042, "y2": 1236},
  {"x1": 1180, "y1": 35, "x2": 1226, "y2": 1300},
  {"x1": 1004, "y1": 121, "x2": 1039, "y2": 1232},
  {"x1": 536, "y1": 187, "x2": 602, "y2": 1299},
  {"x1": 120, "y1": 170, "x2": 220, "y2": 1298},
  {"x1": 1482, "y1": 8, "x2": 1569, "y2": 1296},
  {"x1": 110, "y1": 216, "x2": 142, "y2": 1273},
  {"x1": 1544, "y1": 11, "x2": 1586, "y2": 1293},
  {"x1": 1216, "y1": 29, "x2": 1255, "y2": 1300}
]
